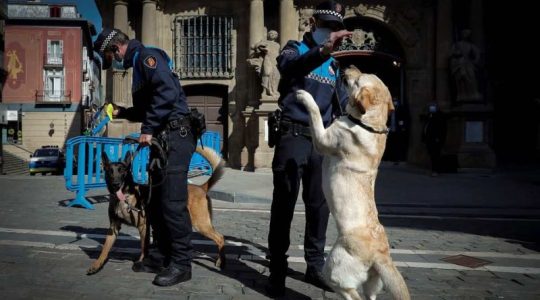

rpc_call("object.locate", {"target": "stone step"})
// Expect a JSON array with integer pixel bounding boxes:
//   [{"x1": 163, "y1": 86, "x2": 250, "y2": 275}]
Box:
[
  {"x1": 1, "y1": 144, "x2": 31, "y2": 175},
  {"x1": 3, "y1": 144, "x2": 32, "y2": 161}
]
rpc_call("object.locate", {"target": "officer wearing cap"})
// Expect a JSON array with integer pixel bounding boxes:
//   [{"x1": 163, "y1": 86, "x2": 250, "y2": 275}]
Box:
[
  {"x1": 266, "y1": 0, "x2": 352, "y2": 297},
  {"x1": 93, "y1": 28, "x2": 195, "y2": 287}
]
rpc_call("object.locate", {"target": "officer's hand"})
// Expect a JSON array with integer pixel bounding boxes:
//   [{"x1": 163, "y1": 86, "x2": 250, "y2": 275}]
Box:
[
  {"x1": 320, "y1": 30, "x2": 353, "y2": 56},
  {"x1": 104, "y1": 102, "x2": 123, "y2": 117},
  {"x1": 139, "y1": 133, "x2": 153, "y2": 146}
]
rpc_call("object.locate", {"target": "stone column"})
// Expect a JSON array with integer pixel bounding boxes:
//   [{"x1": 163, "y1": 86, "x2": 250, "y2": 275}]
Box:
[
  {"x1": 279, "y1": 0, "x2": 296, "y2": 47},
  {"x1": 245, "y1": 0, "x2": 265, "y2": 170},
  {"x1": 249, "y1": 0, "x2": 264, "y2": 49},
  {"x1": 247, "y1": 0, "x2": 264, "y2": 107},
  {"x1": 113, "y1": 0, "x2": 129, "y2": 33},
  {"x1": 108, "y1": 0, "x2": 130, "y2": 137},
  {"x1": 469, "y1": 0, "x2": 485, "y2": 53},
  {"x1": 435, "y1": 0, "x2": 452, "y2": 107},
  {"x1": 112, "y1": 0, "x2": 129, "y2": 107},
  {"x1": 141, "y1": 0, "x2": 157, "y2": 45}
]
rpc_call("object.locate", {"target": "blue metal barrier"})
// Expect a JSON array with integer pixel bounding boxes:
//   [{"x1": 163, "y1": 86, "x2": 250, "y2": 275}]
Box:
[
  {"x1": 64, "y1": 135, "x2": 148, "y2": 209},
  {"x1": 64, "y1": 131, "x2": 221, "y2": 209},
  {"x1": 189, "y1": 131, "x2": 221, "y2": 176}
]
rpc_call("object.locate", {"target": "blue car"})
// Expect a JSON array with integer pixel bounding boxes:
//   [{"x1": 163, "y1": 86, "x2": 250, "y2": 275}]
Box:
[{"x1": 29, "y1": 146, "x2": 65, "y2": 176}]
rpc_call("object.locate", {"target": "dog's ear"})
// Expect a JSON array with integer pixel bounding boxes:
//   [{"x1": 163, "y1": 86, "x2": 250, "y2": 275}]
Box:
[
  {"x1": 354, "y1": 86, "x2": 373, "y2": 114},
  {"x1": 123, "y1": 151, "x2": 133, "y2": 166},
  {"x1": 101, "y1": 151, "x2": 110, "y2": 168},
  {"x1": 348, "y1": 65, "x2": 360, "y2": 72}
]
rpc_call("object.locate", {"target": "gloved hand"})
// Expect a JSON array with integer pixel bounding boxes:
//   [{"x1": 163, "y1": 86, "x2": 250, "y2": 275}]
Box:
[
  {"x1": 320, "y1": 30, "x2": 353, "y2": 56},
  {"x1": 103, "y1": 102, "x2": 123, "y2": 118}
]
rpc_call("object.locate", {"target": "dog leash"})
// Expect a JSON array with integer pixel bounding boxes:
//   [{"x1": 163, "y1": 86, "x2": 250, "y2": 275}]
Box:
[{"x1": 122, "y1": 136, "x2": 169, "y2": 208}]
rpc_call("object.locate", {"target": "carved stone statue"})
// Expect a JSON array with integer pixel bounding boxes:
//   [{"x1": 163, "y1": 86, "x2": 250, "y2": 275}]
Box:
[
  {"x1": 450, "y1": 29, "x2": 482, "y2": 102},
  {"x1": 247, "y1": 30, "x2": 281, "y2": 99},
  {"x1": 298, "y1": 10, "x2": 313, "y2": 40}
]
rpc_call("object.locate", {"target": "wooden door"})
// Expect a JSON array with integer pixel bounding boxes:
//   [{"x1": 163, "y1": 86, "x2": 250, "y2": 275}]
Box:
[{"x1": 187, "y1": 95, "x2": 225, "y2": 152}]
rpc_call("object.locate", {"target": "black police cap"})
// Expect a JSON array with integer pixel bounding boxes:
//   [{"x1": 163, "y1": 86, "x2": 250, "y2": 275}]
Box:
[
  {"x1": 93, "y1": 28, "x2": 120, "y2": 55},
  {"x1": 313, "y1": 1, "x2": 345, "y2": 28}
]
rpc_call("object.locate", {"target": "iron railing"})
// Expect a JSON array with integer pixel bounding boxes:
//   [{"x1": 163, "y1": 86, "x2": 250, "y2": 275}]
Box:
[
  {"x1": 174, "y1": 15, "x2": 234, "y2": 79},
  {"x1": 44, "y1": 53, "x2": 63, "y2": 66},
  {"x1": 35, "y1": 90, "x2": 71, "y2": 104}
]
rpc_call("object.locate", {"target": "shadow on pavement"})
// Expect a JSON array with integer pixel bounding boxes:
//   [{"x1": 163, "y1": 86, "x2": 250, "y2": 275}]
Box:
[
  {"x1": 57, "y1": 195, "x2": 110, "y2": 207},
  {"x1": 380, "y1": 216, "x2": 540, "y2": 252},
  {"x1": 212, "y1": 235, "x2": 311, "y2": 299},
  {"x1": 193, "y1": 259, "x2": 313, "y2": 299},
  {"x1": 60, "y1": 225, "x2": 142, "y2": 271}
]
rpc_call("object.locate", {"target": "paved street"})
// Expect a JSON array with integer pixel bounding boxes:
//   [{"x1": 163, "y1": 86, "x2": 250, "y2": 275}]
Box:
[{"x1": 0, "y1": 164, "x2": 539, "y2": 299}]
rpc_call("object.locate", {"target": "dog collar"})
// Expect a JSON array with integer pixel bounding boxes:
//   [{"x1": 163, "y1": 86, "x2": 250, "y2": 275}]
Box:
[{"x1": 347, "y1": 115, "x2": 389, "y2": 134}]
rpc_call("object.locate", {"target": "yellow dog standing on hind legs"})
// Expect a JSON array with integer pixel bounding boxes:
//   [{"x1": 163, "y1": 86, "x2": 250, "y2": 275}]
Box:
[{"x1": 296, "y1": 65, "x2": 410, "y2": 300}]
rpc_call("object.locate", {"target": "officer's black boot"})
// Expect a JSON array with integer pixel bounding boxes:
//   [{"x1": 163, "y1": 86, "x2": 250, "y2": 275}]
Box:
[
  {"x1": 265, "y1": 257, "x2": 287, "y2": 298},
  {"x1": 152, "y1": 265, "x2": 192, "y2": 286}
]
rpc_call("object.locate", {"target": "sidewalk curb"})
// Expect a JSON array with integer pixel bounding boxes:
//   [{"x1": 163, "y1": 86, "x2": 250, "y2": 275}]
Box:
[{"x1": 209, "y1": 190, "x2": 270, "y2": 204}]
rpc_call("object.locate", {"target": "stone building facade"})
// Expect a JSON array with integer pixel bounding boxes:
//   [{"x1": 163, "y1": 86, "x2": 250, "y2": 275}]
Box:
[{"x1": 95, "y1": 0, "x2": 506, "y2": 170}]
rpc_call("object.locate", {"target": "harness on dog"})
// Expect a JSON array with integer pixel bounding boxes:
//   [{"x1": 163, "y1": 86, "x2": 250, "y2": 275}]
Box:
[{"x1": 347, "y1": 115, "x2": 389, "y2": 134}]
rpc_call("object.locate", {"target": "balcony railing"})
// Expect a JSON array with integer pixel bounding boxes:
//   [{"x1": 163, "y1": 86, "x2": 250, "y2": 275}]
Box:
[
  {"x1": 35, "y1": 90, "x2": 71, "y2": 104},
  {"x1": 44, "y1": 53, "x2": 63, "y2": 66}
]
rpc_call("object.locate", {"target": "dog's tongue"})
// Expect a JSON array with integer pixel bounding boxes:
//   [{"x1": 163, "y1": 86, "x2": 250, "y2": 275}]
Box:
[{"x1": 116, "y1": 189, "x2": 126, "y2": 201}]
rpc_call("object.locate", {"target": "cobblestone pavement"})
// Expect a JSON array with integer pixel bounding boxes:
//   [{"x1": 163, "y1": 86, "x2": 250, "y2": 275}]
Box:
[{"x1": 0, "y1": 175, "x2": 539, "y2": 299}]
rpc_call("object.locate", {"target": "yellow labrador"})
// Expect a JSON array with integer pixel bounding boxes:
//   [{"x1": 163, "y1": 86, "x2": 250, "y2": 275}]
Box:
[{"x1": 296, "y1": 65, "x2": 410, "y2": 300}]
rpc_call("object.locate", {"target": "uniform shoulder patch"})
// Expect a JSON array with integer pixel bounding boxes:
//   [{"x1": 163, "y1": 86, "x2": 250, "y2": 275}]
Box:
[{"x1": 143, "y1": 55, "x2": 157, "y2": 69}]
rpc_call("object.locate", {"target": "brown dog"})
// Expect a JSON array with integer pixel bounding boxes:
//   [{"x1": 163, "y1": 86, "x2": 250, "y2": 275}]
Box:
[
  {"x1": 87, "y1": 146, "x2": 226, "y2": 274},
  {"x1": 296, "y1": 65, "x2": 409, "y2": 299}
]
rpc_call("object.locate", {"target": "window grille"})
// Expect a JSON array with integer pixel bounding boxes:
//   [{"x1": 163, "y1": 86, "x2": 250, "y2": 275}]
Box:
[{"x1": 174, "y1": 15, "x2": 234, "y2": 79}]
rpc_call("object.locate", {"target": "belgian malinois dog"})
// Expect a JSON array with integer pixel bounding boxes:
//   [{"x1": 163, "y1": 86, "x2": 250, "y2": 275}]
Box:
[{"x1": 87, "y1": 146, "x2": 226, "y2": 274}]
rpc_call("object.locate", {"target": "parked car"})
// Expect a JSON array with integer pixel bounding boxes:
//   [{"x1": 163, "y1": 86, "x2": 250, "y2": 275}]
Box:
[{"x1": 29, "y1": 146, "x2": 65, "y2": 176}]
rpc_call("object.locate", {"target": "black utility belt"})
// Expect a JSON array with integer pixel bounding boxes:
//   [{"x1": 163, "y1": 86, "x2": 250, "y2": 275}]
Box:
[
  {"x1": 280, "y1": 120, "x2": 311, "y2": 137},
  {"x1": 167, "y1": 116, "x2": 191, "y2": 130}
]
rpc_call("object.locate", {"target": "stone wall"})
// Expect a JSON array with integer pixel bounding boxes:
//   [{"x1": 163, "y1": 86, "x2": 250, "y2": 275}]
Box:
[{"x1": 22, "y1": 111, "x2": 80, "y2": 151}]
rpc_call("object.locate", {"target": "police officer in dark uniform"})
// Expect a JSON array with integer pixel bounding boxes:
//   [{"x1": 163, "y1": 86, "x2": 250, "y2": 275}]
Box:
[
  {"x1": 266, "y1": 1, "x2": 352, "y2": 297},
  {"x1": 93, "y1": 28, "x2": 195, "y2": 287}
]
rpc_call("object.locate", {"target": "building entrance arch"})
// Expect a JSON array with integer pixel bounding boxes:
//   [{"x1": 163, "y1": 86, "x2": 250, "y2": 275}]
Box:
[{"x1": 334, "y1": 16, "x2": 409, "y2": 162}]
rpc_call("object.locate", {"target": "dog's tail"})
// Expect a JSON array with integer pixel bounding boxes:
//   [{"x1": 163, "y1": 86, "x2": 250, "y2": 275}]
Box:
[
  {"x1": 196, "y1": 146, "x2": 225, "y2": 192},
  {"x1": 373, "y1": 257, "x2": 410, "y2": 300}
]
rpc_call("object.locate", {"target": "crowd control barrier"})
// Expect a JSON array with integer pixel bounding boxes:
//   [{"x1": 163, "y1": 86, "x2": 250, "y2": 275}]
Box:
[{"x1": 63, "y1": 131, "x2": 221, "y2": 209}]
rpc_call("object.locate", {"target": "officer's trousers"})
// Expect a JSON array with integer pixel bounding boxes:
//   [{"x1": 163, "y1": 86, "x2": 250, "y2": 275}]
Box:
[
  {"x1": 268, "y1": 132, "x2": 330, "y2": 275},
  {"x1": 148, "y1": 127, "x2": 195, "y2": 271}
]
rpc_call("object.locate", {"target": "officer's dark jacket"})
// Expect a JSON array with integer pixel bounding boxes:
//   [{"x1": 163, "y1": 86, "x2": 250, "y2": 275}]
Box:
[
  {"x1": 118, "y1": 40, "x2": 189, "y2": 134},
  {"x1": 277, "y1": 32, "x2": 348, "y2": 127}
]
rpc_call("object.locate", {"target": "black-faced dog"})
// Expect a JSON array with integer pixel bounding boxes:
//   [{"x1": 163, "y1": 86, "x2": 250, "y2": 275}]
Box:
[{"x1": 87, "y1": 146, "x2": 226, "y2": 274}]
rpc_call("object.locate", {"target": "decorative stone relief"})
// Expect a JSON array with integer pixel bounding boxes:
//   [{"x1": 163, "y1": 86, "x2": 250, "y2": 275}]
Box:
[
  {"x1": 350, "y1": 2, "x2": 421, "y2": 49},
  {"x1": 337, "y1": 29, "x2": 378, "y2": 51},
  {"x1": 353, "y1": 4, "x2": 368, "y2": 16}
]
